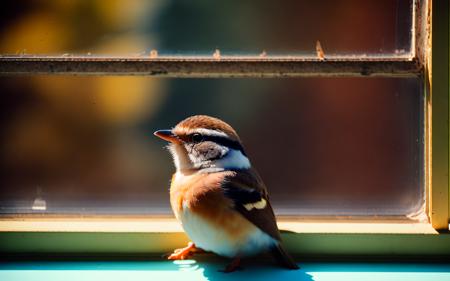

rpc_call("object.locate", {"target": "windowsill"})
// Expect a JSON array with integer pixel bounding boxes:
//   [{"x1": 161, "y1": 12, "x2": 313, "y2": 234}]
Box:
[
  {"x1": 1, "y1": 259, "x2": 450, "y2": 281},
  {"x1": 1, "y1": 216, "x2": 449, "y2": 257}
]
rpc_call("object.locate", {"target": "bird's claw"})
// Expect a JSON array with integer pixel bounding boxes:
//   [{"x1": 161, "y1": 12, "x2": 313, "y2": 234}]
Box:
[{"x1": 167, "y1": 242, "x2": 197, "y2": 260}]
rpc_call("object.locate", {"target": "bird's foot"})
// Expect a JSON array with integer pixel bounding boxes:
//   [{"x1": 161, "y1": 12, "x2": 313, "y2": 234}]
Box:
[
  {"x1": 167, "y1": 242, "x2": 200, "y2": 260},
  {"x1": 220, "y1": 257, "x2": 242, "y2": 273}
]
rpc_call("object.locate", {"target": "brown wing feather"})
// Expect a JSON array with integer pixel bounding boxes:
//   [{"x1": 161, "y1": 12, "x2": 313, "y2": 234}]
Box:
[{"x1": 221, "y1": 168, "x2": 281, "y2": 241}]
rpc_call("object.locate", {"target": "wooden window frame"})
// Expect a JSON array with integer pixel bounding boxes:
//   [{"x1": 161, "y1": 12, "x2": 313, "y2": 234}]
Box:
[{"x1": 0, "y1": 0, "x2": 449, "y2": 258}]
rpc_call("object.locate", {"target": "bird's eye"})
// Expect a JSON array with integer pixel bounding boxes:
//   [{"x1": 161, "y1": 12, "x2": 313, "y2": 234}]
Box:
[{"x1": 190, "y1": 133, "x2": 203, "y2": 143}]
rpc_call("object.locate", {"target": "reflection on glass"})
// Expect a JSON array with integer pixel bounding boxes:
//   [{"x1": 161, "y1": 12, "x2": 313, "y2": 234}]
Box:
[
  {"x1": 0, "y1": 77, "x2": 423, "y2": 216},
  {"x1": 0, "y1": 0, "x2": 412, "y2": 56}
]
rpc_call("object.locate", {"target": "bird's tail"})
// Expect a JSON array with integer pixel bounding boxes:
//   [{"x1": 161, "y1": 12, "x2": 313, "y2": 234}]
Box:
[{"x1": 270, "y1": 243, "x2": 299, "y2": 270}]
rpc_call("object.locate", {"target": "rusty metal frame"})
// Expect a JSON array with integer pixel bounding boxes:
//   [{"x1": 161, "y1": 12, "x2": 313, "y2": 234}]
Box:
[{"x1": 0, "y1": 55, "x2": 421, "y2": 77}]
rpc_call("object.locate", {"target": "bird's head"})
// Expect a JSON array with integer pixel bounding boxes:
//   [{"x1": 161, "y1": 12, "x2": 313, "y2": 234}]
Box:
[{"x1": 154, "y1": 115, "x2": 251, "y2": 173}]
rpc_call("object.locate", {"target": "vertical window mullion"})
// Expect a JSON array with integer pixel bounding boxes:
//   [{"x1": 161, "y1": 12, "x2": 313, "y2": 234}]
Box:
[{"x1": 430, "y1": 0, "x2": 449, "y2": 229}]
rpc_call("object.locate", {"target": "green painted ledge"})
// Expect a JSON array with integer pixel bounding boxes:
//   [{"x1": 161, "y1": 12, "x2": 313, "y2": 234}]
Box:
[{"x1": 1, "y1": 231, "x2": 450, "y2": 257}]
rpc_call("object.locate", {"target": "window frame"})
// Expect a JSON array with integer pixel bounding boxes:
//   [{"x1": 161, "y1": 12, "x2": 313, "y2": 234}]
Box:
[
  {"x1": 0, "y1": 0, "x2": 449, "y2": 258},
  {"x1": 429, "y1": 0, "x2": 449, "y2": 230}
]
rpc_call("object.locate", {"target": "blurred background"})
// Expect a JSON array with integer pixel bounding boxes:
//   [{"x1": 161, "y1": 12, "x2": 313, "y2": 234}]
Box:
[
  {"x1": 0, "y1": 0, "x2": 422, "y2": 216},
  {"x1": 0, "y1": 0, "x2": 412, "y2": 55}
]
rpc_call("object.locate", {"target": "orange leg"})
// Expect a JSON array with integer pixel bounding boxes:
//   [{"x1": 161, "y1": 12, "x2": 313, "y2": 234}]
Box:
[
  {"x1": 221, "y1": 257, "x2": 242, "y2": 273},
  {"x1": 167, "y1": 242, "x2": 201, "y2": 260}
]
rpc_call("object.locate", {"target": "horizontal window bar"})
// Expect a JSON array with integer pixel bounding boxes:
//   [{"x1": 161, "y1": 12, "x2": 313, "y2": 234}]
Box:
[
  {"x1": 0, "y1": 55, "x2": 422, "y2": 77},
  {"x1": 0, "y1": 217, "x2": 439, "y2": 234}
]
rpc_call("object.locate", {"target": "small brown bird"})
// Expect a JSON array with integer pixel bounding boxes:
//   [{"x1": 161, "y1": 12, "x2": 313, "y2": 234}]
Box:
[{"x1": 154, "y1": 115, "x2": 299, "y2": 272}]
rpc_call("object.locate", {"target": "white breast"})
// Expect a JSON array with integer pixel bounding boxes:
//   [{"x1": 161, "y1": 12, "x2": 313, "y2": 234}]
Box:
[{"x1": 179, "y1": 202, "x2": 277, "y2": 258}]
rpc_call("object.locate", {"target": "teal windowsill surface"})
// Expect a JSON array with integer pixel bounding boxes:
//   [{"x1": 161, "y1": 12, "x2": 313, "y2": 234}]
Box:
[{"x1": 1, "y1": 258, "x2": 450, "y2": 281}]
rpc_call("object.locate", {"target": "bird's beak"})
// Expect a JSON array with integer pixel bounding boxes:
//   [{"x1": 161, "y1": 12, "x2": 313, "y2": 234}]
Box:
[{"x1": 154, "y1": 129, "x2": 180, "y2": 143}]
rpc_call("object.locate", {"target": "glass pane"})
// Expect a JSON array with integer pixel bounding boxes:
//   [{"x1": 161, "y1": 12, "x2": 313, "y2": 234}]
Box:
[
  {"x1": 0, "y1": 77, "x2": 423, "y2": 216},
  {"x1": 0, "y1": 0, "x2": 412, "y2": 56}
]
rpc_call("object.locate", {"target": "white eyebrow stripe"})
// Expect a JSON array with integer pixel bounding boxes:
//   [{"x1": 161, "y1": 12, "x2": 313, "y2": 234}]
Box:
[{"x1": 192, "y1": 128, "x2": 229, "y2": 138}]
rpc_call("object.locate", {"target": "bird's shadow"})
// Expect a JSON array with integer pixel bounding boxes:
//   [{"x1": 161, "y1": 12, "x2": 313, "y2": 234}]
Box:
[
  {"x1": 172, "y1": 255, "x2": 313, "y2": 281},
  {"x1": 0, "y1": 255, "x2": 312, "y2": 281}
]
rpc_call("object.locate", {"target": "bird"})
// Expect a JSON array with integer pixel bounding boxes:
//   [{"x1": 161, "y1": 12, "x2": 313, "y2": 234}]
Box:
[{"x1": 154, "y1": 115, "x2": 299, "y2": 272}]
